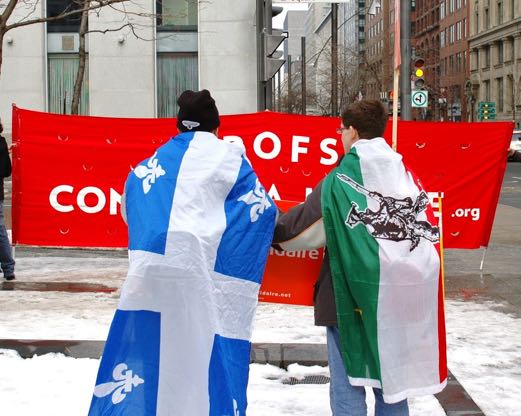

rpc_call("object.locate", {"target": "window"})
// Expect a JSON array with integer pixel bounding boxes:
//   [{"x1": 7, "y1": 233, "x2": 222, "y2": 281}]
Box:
[
  {"x1": 485, "y1": 8, "x2": 490, "y2": 29},
  {"x1": 157, "y1": 53, "x2": 198, "y2": 117},
  {"x1": 484, "y1": 45, "x2": 491, "y2": 67},
  {"x1": 47, "y1": 0, "x2": 82, "y2": 33},
  {"x1": 498, "y1": 42, "x2": 504, "y2": 64},
  {"x1": 483, "y1": 80, "x2": 490, "y2": 101},
  {"x1": 48, "y1": 54, "x2": 89, "y2": 115},
  {"x1": 440, "y1": 1, "x2": 445, "y2": 19},
  {"x1": 475, "y1": 11, "x2": 479, "y2": 33},
  {"x1": 440, "y1": 31, "x2": 445, "y2": 47},
  {"x1": 497, "y1": 77, "x2": 504, "y2": 112},
  {"x1": 498, "y1": 2, "x2": 503, "y2": 24},
  {"x1": 157, "y1": 0, "x2": 198, "y2": 30}
]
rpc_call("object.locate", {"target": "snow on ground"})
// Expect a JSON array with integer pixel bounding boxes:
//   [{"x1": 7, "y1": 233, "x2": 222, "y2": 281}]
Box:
[{"x1": 1, "y1": 255, "x2": 520, "y2": 414}]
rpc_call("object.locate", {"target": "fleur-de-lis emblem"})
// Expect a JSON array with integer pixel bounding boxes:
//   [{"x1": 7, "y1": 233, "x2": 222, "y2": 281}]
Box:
[
  {"x1": 93, "y1": 363, "x2": 144, "y2": 404},
  {"x1": 238, "y1": 179, "x2": 271, "y2": 223},
  {"x1": 133, "y1": 152, "x2": 166, "y2": 194}
]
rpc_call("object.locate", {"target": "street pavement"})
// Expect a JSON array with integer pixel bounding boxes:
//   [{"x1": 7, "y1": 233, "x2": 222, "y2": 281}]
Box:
[{"x1": 1, "y1": 162, "x2": 521, "y2": 415}]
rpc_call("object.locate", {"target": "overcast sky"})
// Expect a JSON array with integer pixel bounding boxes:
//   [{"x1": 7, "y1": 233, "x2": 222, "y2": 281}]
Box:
[{"x1": 273, "y1": 2, "x2": 309, "y2": 29}]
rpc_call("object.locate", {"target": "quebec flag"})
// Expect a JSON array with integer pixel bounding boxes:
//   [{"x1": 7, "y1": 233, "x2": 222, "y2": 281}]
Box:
[{"x1": 88, "y1": 131, "x2": 276, "y2": 416}]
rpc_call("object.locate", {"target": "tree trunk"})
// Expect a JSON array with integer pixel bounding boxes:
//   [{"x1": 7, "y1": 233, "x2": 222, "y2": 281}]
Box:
[
  {"x1": 71, "y1": 3, "x2": 89, "y2": 115},
  {"x1": 0, "y1": 32, "x2": 4, "y2": 79}
]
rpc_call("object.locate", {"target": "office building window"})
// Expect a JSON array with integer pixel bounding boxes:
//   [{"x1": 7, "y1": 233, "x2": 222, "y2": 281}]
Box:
[
  {"x1": 47, "y1": 0, "x2": 82, "y2": 33},
  {"x1": 497, "y1": 41, "x2": 503, "y2": 64},
  {"x1": 157, "y1": 0, "x2": 198, "y2": 30},
  {"x1": 497, "y1": 77, "x2": 504, "y2": 112},
  {"x1": 483, "y1": 80, "x2": 490, "y2": 101},
  {"x1": 157, "y1": 53, "x2": 198, "y2": 117},
  {"x1": 48, "y1": 54, "x2": 89, "y2": 115}
]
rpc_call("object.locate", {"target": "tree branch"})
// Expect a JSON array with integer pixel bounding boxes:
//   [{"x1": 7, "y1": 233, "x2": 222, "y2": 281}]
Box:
[{"x1": 4, "y1": 0, "x2": 127, "y2": 32}]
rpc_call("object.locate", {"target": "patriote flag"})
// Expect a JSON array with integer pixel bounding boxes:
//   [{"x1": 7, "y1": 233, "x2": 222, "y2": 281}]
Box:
[
  {"x1": 88, "y1": 130, "x2": 276, "y2": 415},
  {"x1": 321, "y1": 137, "x2": 447, "y2": 403}
]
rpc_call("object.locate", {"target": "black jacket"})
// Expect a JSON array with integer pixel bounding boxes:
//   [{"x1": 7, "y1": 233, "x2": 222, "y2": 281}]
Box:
[
  {"x1": 508, "y1": 150, "x2": 521, "y2": 163},
  {"x1": 272, "y1": 179, "x2": 338, "y2": 326},
  {"x1": 0, "y1": 136, "x2": 12, "y2": 201}
]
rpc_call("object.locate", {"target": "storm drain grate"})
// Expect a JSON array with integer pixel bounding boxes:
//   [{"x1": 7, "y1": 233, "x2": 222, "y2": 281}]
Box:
[{"x1": 282, "y1": 375, "x2": 330, "y2": 385}]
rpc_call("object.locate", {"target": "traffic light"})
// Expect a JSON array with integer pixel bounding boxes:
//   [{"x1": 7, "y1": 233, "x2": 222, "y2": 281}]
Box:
[
  {"x1": 412, "y1": 58, "x2": 425, "y2": 90},
  {"x1": 477, "y1": 101, "x2": 496, "y2": 121},
  {"x1": 263, "y1": 29, "x2": 287, "y2": 81}
]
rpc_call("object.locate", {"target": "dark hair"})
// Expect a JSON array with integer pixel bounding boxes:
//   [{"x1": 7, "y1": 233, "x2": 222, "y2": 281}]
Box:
[
  {"x1": 176, "y1": 89, "x2": 220, "y2": 133},
  {"x1": 0, "y1": 120, "x2": 3, "y2": 134},
  {"x1": 340, "y1": 99, "x2": 388, "y2": 139}
]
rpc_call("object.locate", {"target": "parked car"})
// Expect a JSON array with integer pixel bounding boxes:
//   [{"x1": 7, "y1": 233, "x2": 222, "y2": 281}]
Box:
[{"x1": 511, "y1": 130, "x2": 521, "y2": 152}]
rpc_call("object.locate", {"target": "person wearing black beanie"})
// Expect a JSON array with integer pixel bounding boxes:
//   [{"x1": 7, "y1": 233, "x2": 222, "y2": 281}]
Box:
[
  {"x1": 176, "y1": 89, "x2": 220, "y2": 133},
  {"x1": 103, "y1": 89, "x2": 276, "y2": 416}
]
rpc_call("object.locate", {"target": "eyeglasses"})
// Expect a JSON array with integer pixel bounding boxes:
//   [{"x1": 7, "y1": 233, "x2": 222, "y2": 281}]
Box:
[{"x1": 336, "y1": 127, "x2": 348, "y2": 134}]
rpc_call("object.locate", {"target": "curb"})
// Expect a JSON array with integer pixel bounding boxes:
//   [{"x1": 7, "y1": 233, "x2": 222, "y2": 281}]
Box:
[{"x1": 0, "y1": 339, "x2": 484, "y2": 415}]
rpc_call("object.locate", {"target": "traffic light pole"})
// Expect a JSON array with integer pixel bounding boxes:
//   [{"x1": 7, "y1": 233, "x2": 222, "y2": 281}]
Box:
[
  {"x1": 264, "y1": 0, "x2": 273, "y2": 110},
  {"x1": 256, "y1": 0, "x2": 266, "y2": 110},
  {"x1": 400, "y1": 0, "x2": 412, "y2": 120}
]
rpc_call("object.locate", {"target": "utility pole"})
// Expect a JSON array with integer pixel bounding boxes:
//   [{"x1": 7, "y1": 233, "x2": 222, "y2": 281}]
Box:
[
  {"x1": 301, "y1": 37, "x2": 306, "y2": 115},
  {"x1": 264, "y1": 0, "x2": 273, "y2": 109},
  {"x1": 288, "y1": 54, "x2": 292, "y2": 114},
  {"x1": 331, "y1": 4, "x2": 338, "y2": 116},
  {"x1": 256, "y1": 0, "x2": 265, "y2": 110},
  {"x1": 400, "y1": 0, "x2": 412, "y2": 120}
]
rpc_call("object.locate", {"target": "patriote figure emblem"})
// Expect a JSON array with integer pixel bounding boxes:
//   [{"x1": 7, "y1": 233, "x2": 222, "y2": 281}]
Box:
[{"x1": 336, "y1": 174, "x2": 440, "y2": 251}]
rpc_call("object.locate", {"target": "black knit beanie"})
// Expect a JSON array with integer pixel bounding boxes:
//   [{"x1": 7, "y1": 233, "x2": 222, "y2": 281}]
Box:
[{"x1": 176, "y1": 89, "x2": 220, "y2": 133}]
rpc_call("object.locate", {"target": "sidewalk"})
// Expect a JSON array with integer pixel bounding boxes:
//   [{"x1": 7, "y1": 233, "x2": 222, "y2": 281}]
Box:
[{"x1": 1, "y1": 203, "x2": 520, "y2": 415}]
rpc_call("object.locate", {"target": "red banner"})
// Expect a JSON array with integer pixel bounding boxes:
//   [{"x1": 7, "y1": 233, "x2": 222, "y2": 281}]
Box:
[{"x1": 12, "y1": 108, "x2": 512, "y2": 304}]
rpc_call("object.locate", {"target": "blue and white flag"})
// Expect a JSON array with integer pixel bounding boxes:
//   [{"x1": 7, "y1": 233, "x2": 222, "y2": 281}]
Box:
[{"x1": 88, "y1": 131, "x2": 276, "y2": 416}]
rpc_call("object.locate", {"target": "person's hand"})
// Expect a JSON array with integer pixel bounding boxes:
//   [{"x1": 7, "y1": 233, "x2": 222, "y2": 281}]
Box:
[{"x1": 508, "y1": 148, "x2": 516, "y2": 158}]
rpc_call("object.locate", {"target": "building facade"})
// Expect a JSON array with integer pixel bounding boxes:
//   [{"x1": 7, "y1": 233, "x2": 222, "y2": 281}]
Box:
[
  {"x1": 0, "y1": 0, "x2": 259, "y2": 132},
  {"x1": 365, "y1": 0, "x2": 392, "y2": 107},
  {"x1": 439, "y1": 0, "x2": 470, "y2": 121},
  {"x1": 469, "y1": 0, "x2": 521, "y2": 125}
]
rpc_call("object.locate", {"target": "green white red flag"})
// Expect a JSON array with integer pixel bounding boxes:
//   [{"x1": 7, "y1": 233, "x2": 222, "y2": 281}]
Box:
[{"x1": 322, "y1": 137, "x2": 447, "y2": 403}]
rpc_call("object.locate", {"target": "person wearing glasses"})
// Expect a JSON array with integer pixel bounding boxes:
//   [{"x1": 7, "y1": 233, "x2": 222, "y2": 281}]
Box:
[{"x1": 273, "y1": 99, "x2": 446, "y2": 415}]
